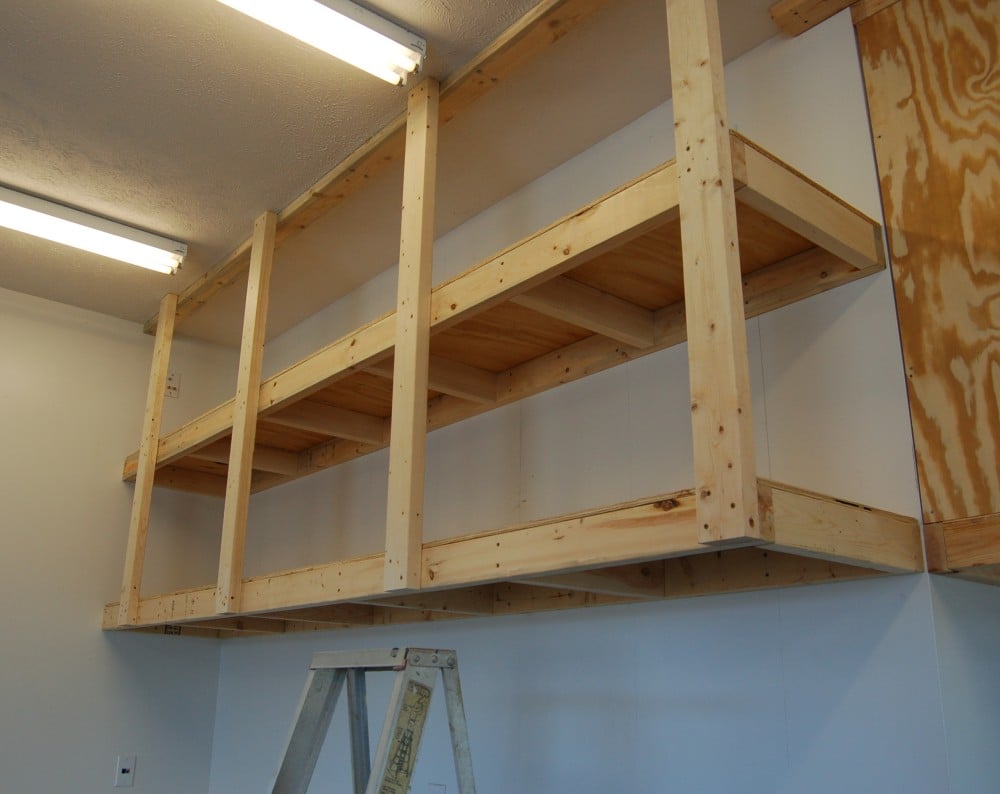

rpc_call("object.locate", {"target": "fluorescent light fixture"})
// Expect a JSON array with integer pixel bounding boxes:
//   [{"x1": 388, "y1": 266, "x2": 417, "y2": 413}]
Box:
[
  {"x1": 0, "y1": 186, "x2": 186, "y2": 275},
  {"x1": 216, "y1": 0, "x2": 426, "y2": 85}
]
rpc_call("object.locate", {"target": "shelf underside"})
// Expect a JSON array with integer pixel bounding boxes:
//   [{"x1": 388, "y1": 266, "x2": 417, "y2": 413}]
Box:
[
  {"x1": 123, "y1": 134, "x2": 884, "y2": 498},
  {"x1": 104, "y1": 479, "x2": 923, "y2": 637}
]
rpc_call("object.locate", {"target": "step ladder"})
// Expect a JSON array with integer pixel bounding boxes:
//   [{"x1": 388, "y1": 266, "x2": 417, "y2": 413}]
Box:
[{"x1": 272, "y1": 647, "x2": 476, "y2": 794}]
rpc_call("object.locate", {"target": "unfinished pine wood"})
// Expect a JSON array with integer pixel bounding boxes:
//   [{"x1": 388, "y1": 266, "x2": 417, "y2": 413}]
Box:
[
  {"x1": 122, "y1": 139, "x2": 884, "y2": 499},
  {"x1": 925, "y1": 512, "x2": 1000, "y2": 572},
  {"x1": 858, "y1": 0, "x2": 1000, "y2": 525},
  {"x1": 385, "y1": 79, "x2": 440, "y2": 592},
  {"x1": 103, "y1": 479, "x2": 920, "y2": 632},
  {"x1": 511, "y1": 276, "x2": 656, "y2": 347},
  {"x1": 766, "y1": 480, "x2": 923, "y2": 572},
  {"x1": 667, "y1": 0, "x2": 759, "y2": 545},
  {"x1": 117, "y1": 293, "x2": 177, "y2": 626},
  {"x1": 851, "y1": 0, "x2": 903, "y2": 24},
  {"x1": 216, "y1": 211, "x2": 277, "y2": 614},
  {"x1": 769, "y1": 0, "x2": 855, "y2": 35}
]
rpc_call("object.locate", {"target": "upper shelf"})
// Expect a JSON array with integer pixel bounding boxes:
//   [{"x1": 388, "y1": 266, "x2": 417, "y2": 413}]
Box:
[{"x1": 123, "y1": 132, "x2": 884, "y2": 498}]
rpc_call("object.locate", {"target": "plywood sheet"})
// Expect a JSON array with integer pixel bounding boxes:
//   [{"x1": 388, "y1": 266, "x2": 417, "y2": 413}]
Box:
[{"x1": 858, "y1": 0, "x2": 1000, "y2": 523}]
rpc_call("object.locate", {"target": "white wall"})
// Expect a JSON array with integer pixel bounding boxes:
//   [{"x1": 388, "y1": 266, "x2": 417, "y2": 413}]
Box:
[
  {"x1": 0, "y1": 286, "x2": 226, "y2": 793},
  {"x1": 204, "y1": 11, "x2": 960, "y2": 792}
]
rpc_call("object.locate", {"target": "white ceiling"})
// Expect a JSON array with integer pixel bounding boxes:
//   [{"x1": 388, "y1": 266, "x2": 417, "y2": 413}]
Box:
[{"x1": 0, "y1": 0, "x2": 780, "y2": 345}]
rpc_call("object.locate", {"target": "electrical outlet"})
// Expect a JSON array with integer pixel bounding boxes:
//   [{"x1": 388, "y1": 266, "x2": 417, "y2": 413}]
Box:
[
  {"x1": 165, "y1": 370, "x2": 180, "y2": 398},
  {"x1": 114, "y1": 755, "x2": 136, "y2": 788}
]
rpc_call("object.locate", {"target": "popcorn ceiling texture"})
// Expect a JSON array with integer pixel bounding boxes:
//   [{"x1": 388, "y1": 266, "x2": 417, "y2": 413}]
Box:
[{"x1": 0, "y1": 0, "x2": 776, "y2": 336}]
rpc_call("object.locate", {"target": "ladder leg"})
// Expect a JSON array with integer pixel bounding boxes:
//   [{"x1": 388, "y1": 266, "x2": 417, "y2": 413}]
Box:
[
  {"x1": 272, "y1": 668, "x2": 346, "y2": 794},
  {"x1": 346, "y1": 669, "x2": 372, "y2": 794},
  {"x1": 366, "y1": 664, "x2": 438, "y2": 794},
  {"x1": 441, "y1": 664, "x2": 477, "y2": 794}
]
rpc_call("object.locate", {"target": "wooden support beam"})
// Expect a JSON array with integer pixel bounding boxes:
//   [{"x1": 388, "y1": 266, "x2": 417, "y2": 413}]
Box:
[
  {"x1": 368, "y1": 355, "x2": 498, "y2": 404},
  {"x1": 513, "y1": 561, "x2": 667, "y2": 599},
  {"x1": 384, "y1": 79, "x2": 439, "y2": 592},
  {"x1": 216, "y1": 211, "x2": 277, "y2": 614},
  {"x1": 364, "y1": 585, "x2": 497, "y2": 616},
  {"x1": 267, "y1": 400, "x2": 388, "y2": 445},
  {"x1": 492, "y1": 583, "x2": 636, "y2": 615},
  {"x1": 766, "y1": 480, "x2": 923, "y2": 573},
  {"x1": 667, "y1": 0, "x2": 759, "y2": 545},
  {"x1": 925, "y1": 513, "x2": 1000, "y2": 573},
  {"x1": 423, "y1": 492, "x2": 701, "y2": 589},
  {"x1": 117, "y1": 293, "x2": 177, "y2": 626},
  {"x1": 188, "y1": 439, "x2": 304, "y2": 477},
  {"x1": 731, "y1": 135, "x2": 882, "y2": 270},
  {"x1": 511, "y1": 276, "x2": 656, "y2": 347},
  {"x1": 153, "y1": 465, "x2": 228, "y2": 497},
  {"x1": 769, "y1": 0, "x2": 854, "y2": 36}
]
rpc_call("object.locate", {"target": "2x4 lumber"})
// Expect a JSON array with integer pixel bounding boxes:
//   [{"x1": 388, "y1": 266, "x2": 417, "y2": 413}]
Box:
[
  {"x1": 267, "y1": 401, "x2": 388, "y2": 445},
  {"x1": 664, "y1": 547, "x2": 880, "y2": 598},
  {"x1": 367, "y1": 355, "x2": 498, "y2": 404},
  {"x1": 925, "y1": 513, "x2": 1000, "y2": 573},
  {"x1": 188, "y1": 439, "x2": 304, "y2": 477},
  {"x1": 384, "y1": 79, "x2": 440, "y2": 592},
  {"x1": 216, "y1": 211, "x2": 277, "y2": 615},
  {"x1": 431, "y1": 164, "x2": 679, "y2": 332},
  {"x1": 511, "y1": 276, "x2": 656, "y2": 347},
  {"x1": 666, "y1": 0, "x2": 759, "y2": 545},
  {"x1": 850, "y1": 0, "x2": 903, "y2": 25},
  {"x1": 142, "y1": 0, "x2": 612, "y2": 336},
  {"x1": 364, "y1": 585, "x2": 497, "y2": 616},
  {"x1": 731, "y1": 135, "x2": 882, "y2": 271},
  {"x1": 765, "y1": 480, "x2": 923, "y2": 573},
  {"x1": 154, "y1": 465, "x2": 228, "y2": 497},
  {"x1": 124, "y1": 161, "x2": 679, "y2": 486},
  {"x1": 514, "y1": 561, "x2": 667, "y2": 598},
  {"x1": 422, "y1": 491, "x2": 704, "y2": 589},
  {"x1": 117, "y1": 292, "x2": 178, "y2": 626},
  {"x1": 493, "y1": 583, "x2": 636, "y2": 615},
  {"x1": 769, "y1": 0, "x2": 854, "y2": 36}
]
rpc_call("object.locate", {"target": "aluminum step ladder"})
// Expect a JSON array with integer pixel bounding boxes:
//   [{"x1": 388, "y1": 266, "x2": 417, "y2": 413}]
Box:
[{"x1": 272, "y1": 647, "x2": 476, "y2": 794}]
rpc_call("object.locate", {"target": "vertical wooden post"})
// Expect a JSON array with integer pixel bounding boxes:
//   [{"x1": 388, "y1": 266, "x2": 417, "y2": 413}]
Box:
[
  {"x1": 118, "y1": 292, "x2": 177, "y2": 626},
  {"x1": 216, "y1": 210, "x2": 277, "y2": 614},
  {"x1": 384, "y1": 78, "x2": 440, "y2": 592},
  {"x1": 666, "y1": 0, "x2": 760, "y2": 544}
]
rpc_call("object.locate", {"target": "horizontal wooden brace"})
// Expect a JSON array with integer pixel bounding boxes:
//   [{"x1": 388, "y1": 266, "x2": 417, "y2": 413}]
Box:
[
  {"x1": 368, "y1": 355, "x2": 498, "y2": 404},
  {"x1": 765, "y1": 480, "x2": 923, "y2": 573},
  {"x1": 769, "y1": 0, "x2": 854, "y2": 36},
  {"x1": 267, "y1": 400, "x2": 389, "y2": 445},
  {"x1": 362, "y1": 585, "x2": 497, "y2": 616},
  {"x1": 925, "y1": 512, "x2": 1000, "y2": 572},
  {"x1": 511, "y1": 276, "x2": 656, "y2": 347},
  {"x1": 513, "y1": 561, "x2": 666, "y2": 598},
  {"x1": 732, "y1": 134, "x2": 883, "y2": 271},
  {"x1": 188, "y1": 439, "x2": 305, "y2": 476}
]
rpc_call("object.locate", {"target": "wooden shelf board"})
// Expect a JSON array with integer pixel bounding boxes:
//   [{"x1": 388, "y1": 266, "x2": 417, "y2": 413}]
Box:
[
  {"x1": 102, "y1": 479, "x2": 921, "y2": 637},
  {"x1": 122, "y1": 134, "x2": 885, "y2": 498}
]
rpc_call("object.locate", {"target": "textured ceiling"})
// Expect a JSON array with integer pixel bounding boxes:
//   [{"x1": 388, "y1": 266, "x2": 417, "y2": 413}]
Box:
[{"x1": 0, "y1": 0, "x2": 779, "y2": 344}]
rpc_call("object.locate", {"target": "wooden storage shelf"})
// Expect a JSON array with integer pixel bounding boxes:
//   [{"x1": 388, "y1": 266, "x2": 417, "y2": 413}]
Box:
[
  {"x1": 106, "y1": 0, "x2": 925, "y2": 637},
  {"x1": 121, "y1": 134, "x2": 883, "y2": 499},
  {"x1": 104, "y1": 479, "x2": 921, "y2": 637}
]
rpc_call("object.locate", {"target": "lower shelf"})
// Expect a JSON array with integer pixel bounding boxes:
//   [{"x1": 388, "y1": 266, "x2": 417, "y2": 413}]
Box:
[{"x1": 103, "y1": 479, "x2": 923, "y2": 638}]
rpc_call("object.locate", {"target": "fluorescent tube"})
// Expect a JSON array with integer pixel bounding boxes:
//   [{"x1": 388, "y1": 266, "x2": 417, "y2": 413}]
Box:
[
  {"x1": 216, "y1": 0, "x2": 426, "y2": 85},
  {"x1": 0, "y1": 186, "x2": 186, "y2": 275}
]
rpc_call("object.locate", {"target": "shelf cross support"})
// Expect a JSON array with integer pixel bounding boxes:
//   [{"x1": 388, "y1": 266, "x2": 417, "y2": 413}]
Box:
[
  {"x1": 666, "y1": 0, "x2": 763, "y2": 545},
  {"x1": 384, "y1": 78, "x2": 440, "y2": 592},
  {"x1": 117, "y1": 292, "x2": 178, "y2": 626},
  {"x1": 216, "y1": 210, "x2": 277, "y2": 614}
]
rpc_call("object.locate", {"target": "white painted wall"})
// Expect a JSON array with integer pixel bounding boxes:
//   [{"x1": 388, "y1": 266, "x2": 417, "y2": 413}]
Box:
[
  {"x1": 0, "y1": 286, "x2": 227, "y2": 793},
  {"x1": 207, "y1": 11, "x2": 956, "y2": 792}
]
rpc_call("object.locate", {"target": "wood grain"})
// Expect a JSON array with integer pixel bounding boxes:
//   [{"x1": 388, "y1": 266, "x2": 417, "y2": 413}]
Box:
[{"x1": 858, "y1": 0, "x2": 1000, "y2": 523}]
